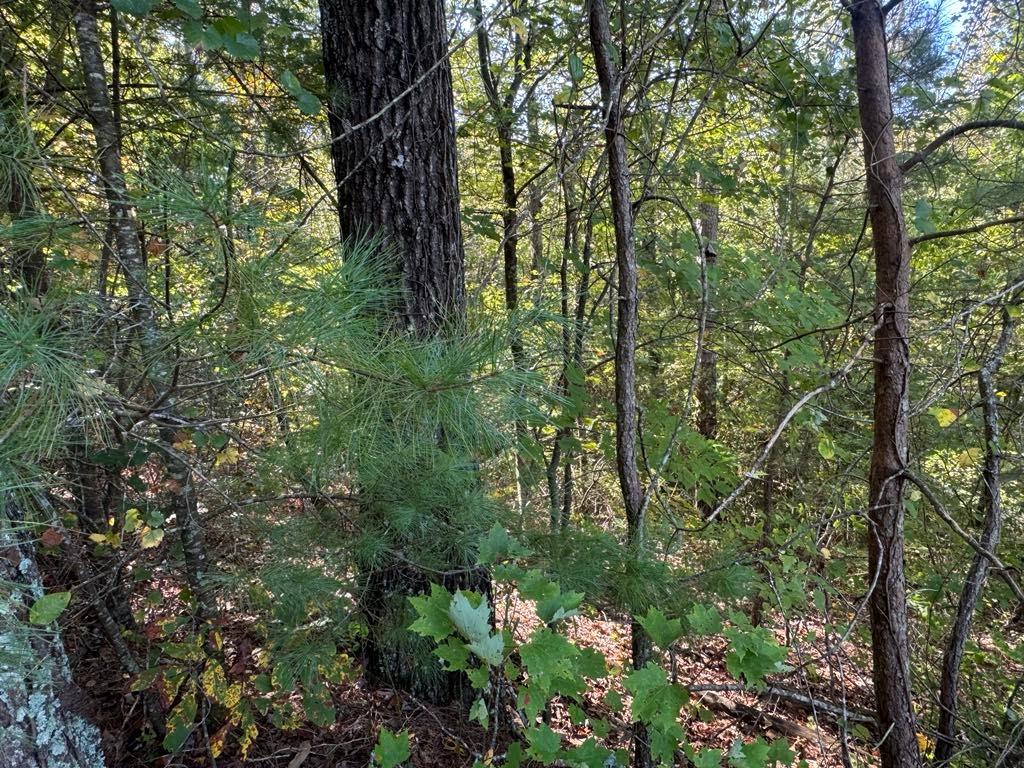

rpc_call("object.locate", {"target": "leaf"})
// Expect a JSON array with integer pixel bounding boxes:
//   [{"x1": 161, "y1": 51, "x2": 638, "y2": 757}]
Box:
[
  {"x1": 816, "y1": 435, "x2": 835, "y2": 460},
  {"x1": 373, "y1": 728, "x2": 410, "y2": 768},
  {"x1": 568, "y1": 52, "x2": 584, "y2": 82},
  {"x1": 279, "y1": 70, "x2": 320, "y2": 116},
  {"x1": 223, "y1": 32, "x2": 260, "y2": 60},
  {"x1": 526, "y1": 724, "x2": 561, "y2": 763},
  {"x1": 448, "y1": 590, "x2": 491, "y2": 642},
  {"x1": 214, "y1": 443, "x2": 239, "y2": 467},
  {"x1": 470, "y1": 697, "x2": 489, "y2": 728},
  {"x1": 687, "y1": 603, "x2": 723, "y2": 635},
  {"x1": 140, "y1": 526, "x2": 165, "y2": 549},
  {"x1": 163, "y1": 693, "x2": 198, "y2": 752},
  {"x1": 929, "y1": 407, "x2": 958, "y2": 428},
  {"x1": 637, "y1": 606, "x2": 683, "y2": 649},
  {"x1": 913, "y1": 200, "x2": 936, "y2": 235},
  {"x1": 111, "y1": 0, "x2": 158, "y2": 16},
  {"x1": 477, "y1": 523, "x2": 530, "y2": 565},
  {"x1": 29, "y1": 591, "x2": 71, "y2": 625},
  {"x1": 172, "y1": 0, "x2": 203, "y2": 19},
  {"x1": 123, "y1": 507, "x2": 141, "y2": 533},
  {"x1": 724, "y1": 625, "x2": 788, "y2": 686},
  {"x1": 409, "y1": 584, "x2": 454, "y2": 641},
  {"x1": 467, "y1": 631, "x2": 504, "y2": 666},
  {"x1": 686, "y1": 746, "x2": 724, "y2": 768},
  {"x1": 623, "y1": 663, "x2": 688, "y2": 733}
]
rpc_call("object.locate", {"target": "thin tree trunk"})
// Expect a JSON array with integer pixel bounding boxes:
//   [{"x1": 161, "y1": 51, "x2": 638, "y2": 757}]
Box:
[
  {"x1": 474, "y1": 0, "x2": 529, "y2": 516},
  {"x1": 72, "y1": 0, "x2": 212, "y2": 622},
  {"x1": 848, "y1": 2, "x2": 920, "y2": 766},
  {"x1": 696, "y1": 193, "x2": 718, "y2": 517},
  {"x1": 934, "y1": 307, "x2": 1016, "y2": 765},
  {"x1": 589, "y1": 3, "x2": 651, "y2": 766}
]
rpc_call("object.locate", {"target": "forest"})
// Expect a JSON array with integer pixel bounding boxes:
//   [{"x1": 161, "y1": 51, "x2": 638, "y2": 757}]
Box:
[{"x1": 1, "y1": 0, "x2": 1023, "y2": 766}]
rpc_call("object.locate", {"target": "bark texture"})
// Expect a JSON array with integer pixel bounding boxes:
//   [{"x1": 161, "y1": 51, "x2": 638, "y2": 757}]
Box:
[
  {"x1": 1, "y1": 505, "x2": 106, "y2": 768},
  {"x1": 934, "y1": 308, "x2": 1016, "y2": 765},
  {"x1": 588, "y1": 3, "x2": 651, "y2": 766},
  {"x1": 319, "y1": 0, "x2": 465, "y2": 335},
  {"x1": 319, "y1": 0, "x2": 481, "y2": 703},
  {"x1": 848, "y1": 2, "x2": 920, "y2": 766}
]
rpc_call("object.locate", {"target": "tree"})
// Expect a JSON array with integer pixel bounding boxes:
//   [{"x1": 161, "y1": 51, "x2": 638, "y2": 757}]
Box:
[
  {"x1": 846, "y1": 1, "x2": 920, "y2": 765},
  {"x1": 318, "y1": 0, "x2": 486, "y2": 703},
  {"x1": 589, "y1": 1, "x2": 651, "y2": 765},
  {"x1": 319, "y1": 0, "x2": 465, "y2": 335}
]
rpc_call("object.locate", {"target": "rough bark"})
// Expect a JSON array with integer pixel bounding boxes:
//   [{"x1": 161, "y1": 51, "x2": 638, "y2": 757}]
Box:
[
  {"x1": 319, "y1": 0, "x2": 483, "y2": 703},
  {"x1": 848, "y1": 2, "x2": 921, "y2": 766},
  {"x1": 934, "y1": 308, "x2": 1016, "y2": 765},
  {"x1": 0, "y1": 504, "x2": 106, "y2": 768},
  {"x1": 319, "y1": 0, "x2": 465, "y2": 335},
  {"x1": 588, "y1": 3, "x2": 651, "y2": 766}
]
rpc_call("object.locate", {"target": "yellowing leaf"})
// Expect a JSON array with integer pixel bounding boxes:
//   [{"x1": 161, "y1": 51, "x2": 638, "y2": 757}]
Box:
[
  {"x1": 930, "y1": 407, "x2": 958, "y2": 428},
  {"x1": 954, "y1": 448, "x2": 983, "y2": 467},
  {"x1": 88, "y1": 532, "x2": 109, "y2": 544},
  {"x1": 140, "y1": 526, "x2": 165, "y2": 549},
  {"x1": 214, "y1": 444, "x2": 239, "y2": 467}
]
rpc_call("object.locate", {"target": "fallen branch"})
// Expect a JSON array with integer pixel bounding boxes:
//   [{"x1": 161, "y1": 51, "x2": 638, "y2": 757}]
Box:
[{"x1": 688, "y1": 683, "x2": 876, "y2": 725}]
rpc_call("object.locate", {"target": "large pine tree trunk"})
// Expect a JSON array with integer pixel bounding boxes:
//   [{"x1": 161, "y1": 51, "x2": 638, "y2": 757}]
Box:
[
  {"x1": 848, "y1": 2, "x2": 920, "y2": 766},
  {"x1": 319, "y1": 0, "x2": 464, "y2": 336},
  {"x1": 319, "y1": 0, "x2": 486, "y2": 704}
]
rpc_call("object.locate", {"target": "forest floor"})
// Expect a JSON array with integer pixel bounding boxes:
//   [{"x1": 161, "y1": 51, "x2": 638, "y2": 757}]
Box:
[{"x1": 68, "y1": 587, "x2": 881, "y2": 768}]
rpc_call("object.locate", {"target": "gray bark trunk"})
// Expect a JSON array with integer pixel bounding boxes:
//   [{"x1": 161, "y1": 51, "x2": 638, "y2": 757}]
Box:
[{"x1": 588, "y1": 3, "x2": 651, "y2": 766}]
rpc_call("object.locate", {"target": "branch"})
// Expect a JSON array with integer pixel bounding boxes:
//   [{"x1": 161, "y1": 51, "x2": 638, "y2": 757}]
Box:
[
  {"x1": 900, "y1": 120, "x2": 1024, "y2": 174},
  {"x1": 689, "y1": 684, "x2": 876, "y2": 724},
  {"x1": 903, "y1": 470, "x2": 1024, "y2": 605},
  {"x1": 909, "y1": 213, "x2": 1024, "y2": 246}
]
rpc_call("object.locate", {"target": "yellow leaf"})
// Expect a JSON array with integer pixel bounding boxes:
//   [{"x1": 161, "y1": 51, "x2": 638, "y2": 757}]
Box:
[
  {"x1": 214, "y1": 444, "x2": 239, "y2": 468},
  {"x1": 140, "y1": 526, "x2": 164, "y2": 549},
  {"x1": 88, "y1": 532, "x2": 109, "y2": 544},
  {"x1": 930, "y1": 407, "x2": 958, "y2": 428},
  {"x1": 819, "y1": 547, "x2": 831, "y2": 559}
]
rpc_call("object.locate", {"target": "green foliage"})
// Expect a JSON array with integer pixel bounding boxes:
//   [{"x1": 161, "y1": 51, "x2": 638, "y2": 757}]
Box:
[
  {"x1": 27, "y1": 590, "x2": 70, "y2": 625},
  {"x1": 373, "y1": 728, "x2": 411, "y2": 768}
]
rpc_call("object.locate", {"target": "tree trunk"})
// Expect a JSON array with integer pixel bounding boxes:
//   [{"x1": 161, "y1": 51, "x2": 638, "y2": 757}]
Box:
[
  {"x1": 696, "y1": 194, "x2": 719, "y2": 517},
  {"x1": 319, "y1": 0, "x2": 485, "y2": 703},
  {"x1": 934, "y1": 307, "x2": 1016, "y2": 765},
  {"x1": 319, "y1": 0, "x2": 464, "y2": 336},
  {"x1": 73, "y1": 0, "x2": 212, "y2": 623},
  {"x1": 588, "y1": 3, "x2": 651, "y2": 766},
  {"x1": 848, "y1": 2, "x2": 920, "y2": 766},
  {"x1": 0, "y1": 504, "x2": 107, "y2": 768}
]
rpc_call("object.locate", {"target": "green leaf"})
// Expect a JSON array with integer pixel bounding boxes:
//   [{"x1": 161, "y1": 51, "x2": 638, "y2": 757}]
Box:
[
  {"x1": 279, "y1": 70, "x2": 320, "y2": 115},
  {"x1": 623, "y1": 663, "x2": 688, "y2": 733},
  {"x1": 140, "y1": 527, "x2": 164, "y2": 549},
  {"x1": 687, "y1": 603, "x2": 723, "y2": 635},
  {"x1": 568, "y1": 52, "x2": 584, "y2": 82},
  {"x1": 470, "y1": 697, "x2": 489, "y2": 727},
  {"x1": 467, "y1": 632, "x2": 504, "y2": 666},
  {"x1": 28, "y1": 591, "x2": 71, "y2": 625},
  {"x1": 448, "y1": 590, "x2": 491, "y2": 642},
  {"x1": 163, "y1": 693, "x2": 198, "y2": 752},
  {"x1": 409, "y1": 584, "x2": 453, "y2": 641},
  {"x1": 477, "y1": 523, "x2": 530, "y2": 565},
  {"x1": 637, "y1": 606, "x2": 683, "y2": 649},
  {"x1": 224, "y1": 32, "x2": 260, "y2": 60},
  {"x1": 373, "y1": 728, "x2": 410, "y2": 768},
  {"x1": 111, "y1": 0, "x2": 158, "y2": 16},
  {"x1": 913, "y1": 199, "x2": 936, "y2": 235},
  {"x1": 567, "y1": 738, "x2": 613, "y2": 768},
  {"x1": 816, "y1": 435, "x2": 835, "y2": 460},
  {"x1": 686, "y1": 746, "x2": 724, "y2": 768},
  {"x1": 526, "y1": 724, "x2": 561, "y2": 764},
  {"x1": 724, "y1": 624, "x2": 788, "y2": 686},
  {"x1": 171, "y1": 0, "x2": 202, "y2": 19}
]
